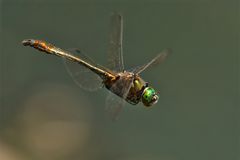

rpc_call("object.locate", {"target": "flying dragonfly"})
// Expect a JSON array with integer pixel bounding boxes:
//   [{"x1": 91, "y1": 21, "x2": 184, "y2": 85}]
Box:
[{"x1": 22, "y1": 14, "x2": 170, "y2": 118}]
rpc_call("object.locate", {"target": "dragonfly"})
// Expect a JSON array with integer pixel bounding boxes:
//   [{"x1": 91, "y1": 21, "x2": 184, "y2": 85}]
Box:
[{"x1": 22, "y1": 14, "x2": 169, "y2": 118}]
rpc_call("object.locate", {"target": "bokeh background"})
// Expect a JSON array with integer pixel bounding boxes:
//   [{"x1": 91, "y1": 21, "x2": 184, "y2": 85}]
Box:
[{"x1": 1, "y1": 0, "x2": 239, "y2": 160}]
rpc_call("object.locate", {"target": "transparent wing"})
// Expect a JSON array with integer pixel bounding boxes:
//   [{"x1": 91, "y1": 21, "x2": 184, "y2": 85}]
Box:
[
  {"x1": 63, "y1": 48, "x2": 103, "y2": 91},
  {"x1": 105, "y1": 76, "x2": 134, "y2": 120},
  {"x1": 133, "y1": 49, "x2": 171, "y2": 75},
  {"x1": 107, "y1": 13, "x2": 124, "y2": 72}
]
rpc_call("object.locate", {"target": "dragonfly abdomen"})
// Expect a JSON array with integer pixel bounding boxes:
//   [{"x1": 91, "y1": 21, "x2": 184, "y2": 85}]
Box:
[{"x1": 22, "y1": 39, "x2": 116, "y2": 81}]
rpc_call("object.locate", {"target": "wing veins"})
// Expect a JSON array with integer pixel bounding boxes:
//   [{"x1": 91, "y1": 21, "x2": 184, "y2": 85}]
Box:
[{"x1": 134, "y1": 49, "x2": 170, "y2": 75}]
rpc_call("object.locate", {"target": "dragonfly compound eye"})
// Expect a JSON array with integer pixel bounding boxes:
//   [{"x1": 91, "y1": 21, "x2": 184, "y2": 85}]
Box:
[{"x1": 142, "y1": 87, "x2": 159, "y2": 107}]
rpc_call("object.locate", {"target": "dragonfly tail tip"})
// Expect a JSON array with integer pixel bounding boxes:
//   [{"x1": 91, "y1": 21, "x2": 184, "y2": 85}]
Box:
[{"x1": 22, "y1": 39, "x2": 35, "y2": 46}]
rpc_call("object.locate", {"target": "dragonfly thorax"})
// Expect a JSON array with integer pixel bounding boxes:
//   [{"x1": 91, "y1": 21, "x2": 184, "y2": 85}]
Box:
[{"x1": 104, "y1": 71, "x2": 146, "y2": 105}]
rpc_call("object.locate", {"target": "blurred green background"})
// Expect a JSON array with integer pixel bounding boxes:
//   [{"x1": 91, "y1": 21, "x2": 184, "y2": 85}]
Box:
[{"x1": 1, "y1": 0, "x2": 239, "y2": 160}]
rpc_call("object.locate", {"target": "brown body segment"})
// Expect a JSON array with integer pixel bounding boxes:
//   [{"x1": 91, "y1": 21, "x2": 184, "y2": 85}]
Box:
[
  {"x1": 28, "y1": 40, "x2": 53, "y2": 53},
  {"x1": 126, "y1": 75, "x2": 146, "y2": 105}
]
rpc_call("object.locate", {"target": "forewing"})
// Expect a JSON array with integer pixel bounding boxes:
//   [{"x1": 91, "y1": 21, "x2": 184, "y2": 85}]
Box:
[
  {"x1": 107, "y1": 13, "x2": 124, "y2": 72},
  {"x1": 105, "y1": 76, "x2": 134, "y2": 120},
  {"x1": 133, "y1": 49, "x2": 170, "y2": 75},
  {"x1": 63, "y1": 48, "x2": 103, "y2": 91}
]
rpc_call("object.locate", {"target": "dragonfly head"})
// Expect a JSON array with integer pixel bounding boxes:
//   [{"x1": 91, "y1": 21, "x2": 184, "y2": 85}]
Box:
[{"x1": 141, "y1": 87, "x2": 159, "y2": 107}]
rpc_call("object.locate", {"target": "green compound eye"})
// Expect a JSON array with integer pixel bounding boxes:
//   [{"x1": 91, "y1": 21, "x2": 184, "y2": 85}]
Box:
[
  {"x1": 142, "y1": 87, "x2": 159, "y2": 107},
  {"x1": 143, "y1": 88, "x2": 155, "y2": 102}
]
